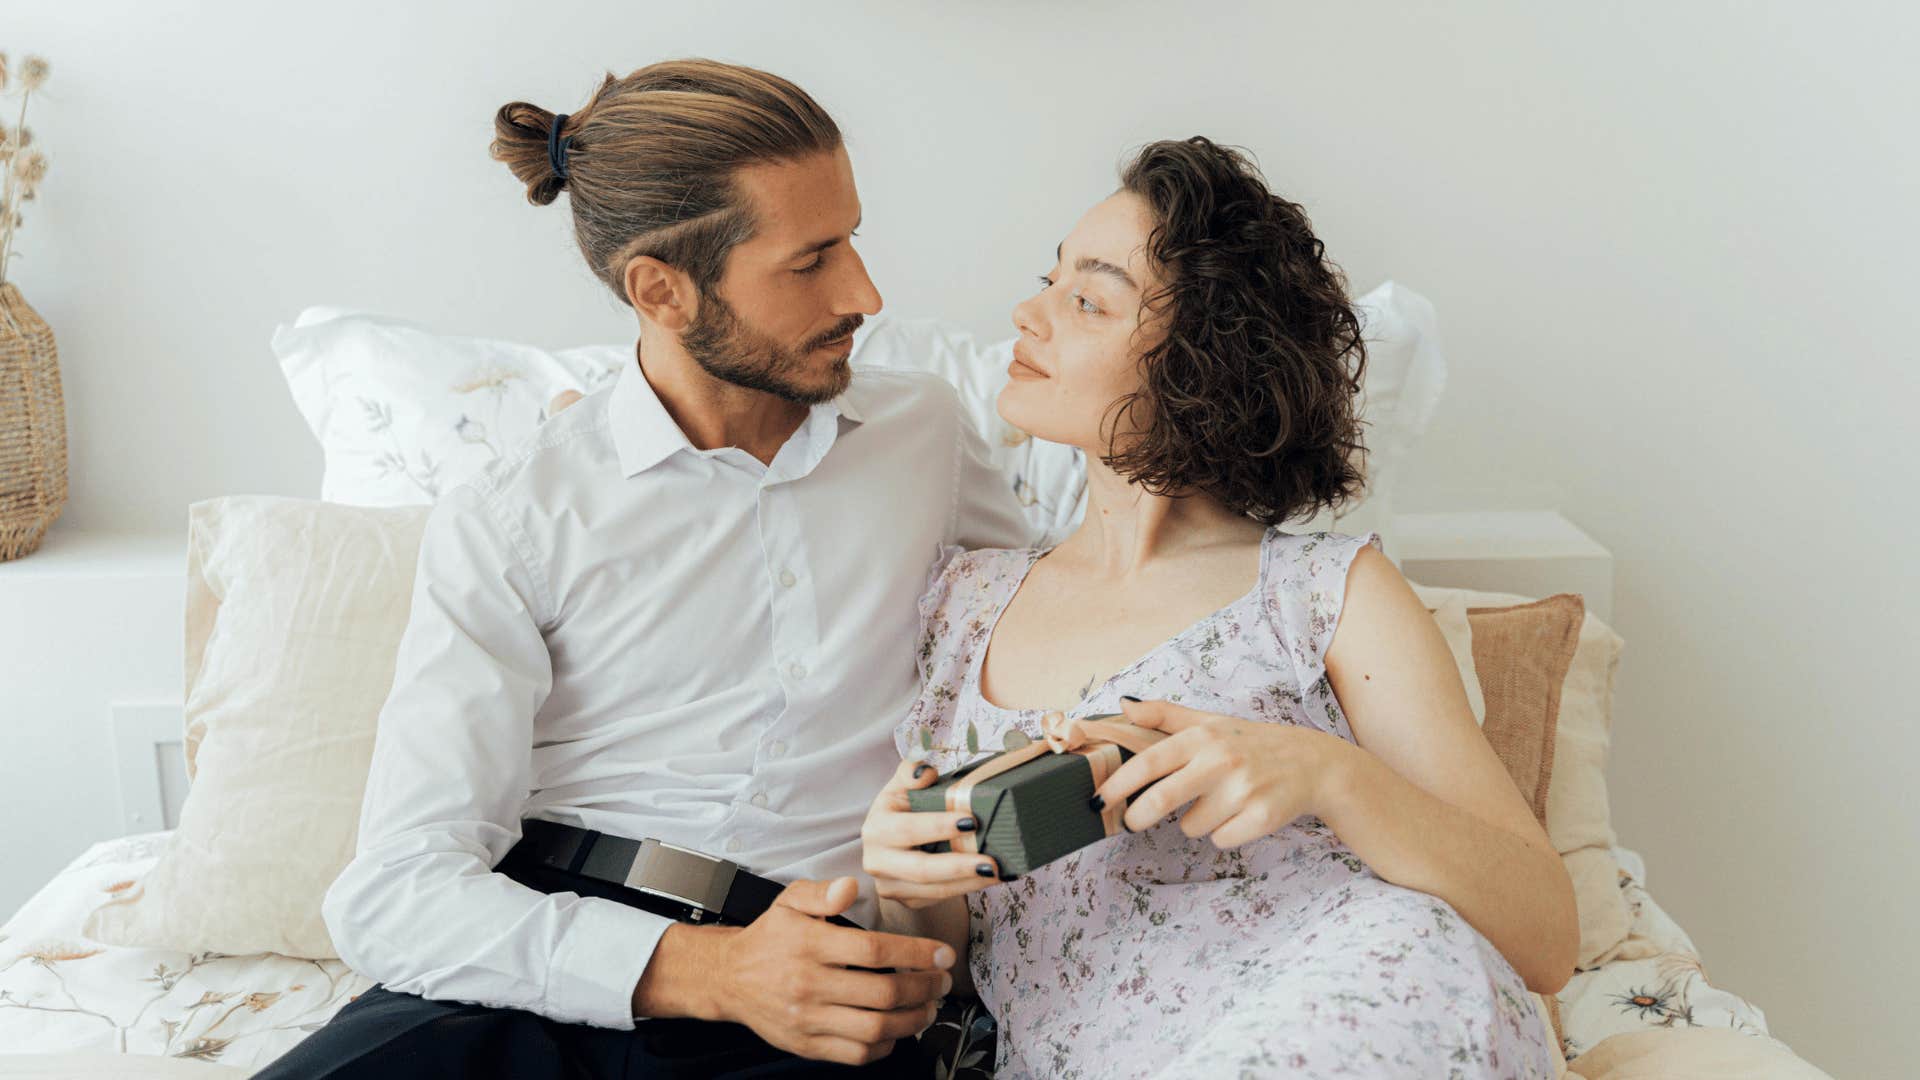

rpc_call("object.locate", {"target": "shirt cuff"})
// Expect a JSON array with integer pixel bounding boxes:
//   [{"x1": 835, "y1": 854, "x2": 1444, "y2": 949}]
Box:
[{"x1": 547, "y1": 895, "x2": 675, "y2": 1030}]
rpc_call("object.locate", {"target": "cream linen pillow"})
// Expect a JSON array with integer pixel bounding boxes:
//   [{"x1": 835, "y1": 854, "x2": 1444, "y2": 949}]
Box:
[
  {"x1": 1412, "y1": 581, "x2": 1642, "y2": 971},
  {"x1": 1416, "y1": 588, "x2": 1486, "y2": 727},
  {"x1": 84, "y1": 496, "x2": 431, "y2": 958}
]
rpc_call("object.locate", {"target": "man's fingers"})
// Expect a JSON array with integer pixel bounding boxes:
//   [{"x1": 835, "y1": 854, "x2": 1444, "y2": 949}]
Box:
[
  {"x1": 804, "y1": 1002, "x2": 938, "y2": 1044},
  {"x1": 808, "y1": 922, "x2": 956, "y2": 972},
  {"x1": 801, "y1": 1035, "x2": 900, "y2": 1067},
  {"x1": 773, "y1": 877, "x2": 859, "y2": 920},
  {"x1": 814, "y1": 966, "x2": 952, "y2": 1012}
]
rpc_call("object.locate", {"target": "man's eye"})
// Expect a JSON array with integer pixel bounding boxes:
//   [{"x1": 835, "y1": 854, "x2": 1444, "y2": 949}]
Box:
[
  {"x1": 795, "y1": 260, "x2": 825, "y2": 275},
  {"x1": 1077, "y1": 294, "x2": 1101, "y2": 315}
]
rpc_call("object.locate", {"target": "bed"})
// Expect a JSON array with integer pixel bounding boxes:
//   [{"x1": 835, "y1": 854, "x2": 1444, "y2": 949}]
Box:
[
  {"x1": 0, "y1": 831, "x2": 1821, "y2": 1077},
  {"x1": 0, "y1": 293, "x2": 1835, "y2": 1077}
]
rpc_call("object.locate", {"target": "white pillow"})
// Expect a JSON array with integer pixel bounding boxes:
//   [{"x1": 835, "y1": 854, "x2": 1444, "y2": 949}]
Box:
[
  {"x1": 84, "y1": 496, "x2": 431, "y2": 958},
  {"x1": 276, "y1": 280, "x2": 1444, "y2": 544},
  {"x1": 272, "y1": 306, "x2": 627, "y2": 506}
]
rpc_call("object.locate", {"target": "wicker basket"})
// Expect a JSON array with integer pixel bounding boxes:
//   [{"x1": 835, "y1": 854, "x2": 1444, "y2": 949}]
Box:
[{"x1": 0, "y1": 282, "x2": 67, "y2": 560}]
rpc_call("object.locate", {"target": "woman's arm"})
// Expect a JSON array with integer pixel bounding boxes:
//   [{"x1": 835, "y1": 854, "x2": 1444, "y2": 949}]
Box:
[
  {"x1": 1316, "y1": 546, "x2": 1579, "y2": 994},
  {"x1": 877, "y1": 895, "x2": 975, "y2": 998},
  {"x1": 1097, "y1": 545, "x2": 1580, "y2": 995}
]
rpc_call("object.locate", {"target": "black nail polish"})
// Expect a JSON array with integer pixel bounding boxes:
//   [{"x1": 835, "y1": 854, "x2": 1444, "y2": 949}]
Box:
[
  {"x1": 976, "y1": 864, "x2": 995, "y2": 877},
  {"x1": 1120, "y1": 695, "x2": 1142, "y2": 703},
  {"x1": 1088, "y1": 794, "x2": 1105, "y2": 812},
  {"x1": 956, "y1": 816, "x2": 978, "y2": 832},
  {"x1": 912, "y1": 763, "x2": 931, "y2": 780}
]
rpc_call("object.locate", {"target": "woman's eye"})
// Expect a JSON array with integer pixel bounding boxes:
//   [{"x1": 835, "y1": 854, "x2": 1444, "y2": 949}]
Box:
[{"x1": 1035, "y1": 275, "x2": 1098, "y2": 314}]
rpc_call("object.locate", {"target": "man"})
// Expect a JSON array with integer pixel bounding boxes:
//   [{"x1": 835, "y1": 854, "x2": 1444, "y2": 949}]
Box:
[{"x1": 255, "y1": 59, "x2": 1034, "y2": 1078}]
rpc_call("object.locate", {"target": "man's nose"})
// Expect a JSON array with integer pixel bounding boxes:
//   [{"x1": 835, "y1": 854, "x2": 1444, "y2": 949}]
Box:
[{"x1": 841, "y1": 251, "x2": 883, "y2": 316}]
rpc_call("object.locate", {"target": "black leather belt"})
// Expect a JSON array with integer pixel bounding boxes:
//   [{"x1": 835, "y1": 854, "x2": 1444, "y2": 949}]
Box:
[{"x1": 497, "y1": 818, "x2": 862, "y2": 930}]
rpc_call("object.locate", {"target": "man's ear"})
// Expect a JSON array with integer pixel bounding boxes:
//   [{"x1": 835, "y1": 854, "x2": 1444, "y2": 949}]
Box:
[{"x1": 624, "y1": 254, "x2": 698, "y2": 332}]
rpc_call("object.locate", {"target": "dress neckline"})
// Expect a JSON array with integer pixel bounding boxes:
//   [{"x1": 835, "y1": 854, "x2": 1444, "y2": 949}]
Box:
[{"x1": 968, "y1": 526, "x2": 1283, "y2": 716}]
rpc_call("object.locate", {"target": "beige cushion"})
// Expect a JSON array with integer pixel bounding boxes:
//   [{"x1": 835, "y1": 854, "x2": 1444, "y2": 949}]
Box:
[
  {"x1": 1564, "y1": 1029, "x2": 1834, "y2": 1079},
  {"x1": 1423, "y1": 591, "x2": 1486, "y2": 726},
  {"x1": 1413, "y1": 582, "x2": 1638, "y2": 970},
  {"x1": 1464, "y1": 594, "x2": 1584, "y2": 827},
  {"x1": 84, "y1": 496, "x2": 430, "y2": 959}
]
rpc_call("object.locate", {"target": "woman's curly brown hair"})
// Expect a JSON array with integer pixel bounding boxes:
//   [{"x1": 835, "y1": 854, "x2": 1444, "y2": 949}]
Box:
[{"x1": 1105, "y1": 136, "x2": 1370, "y2": 527}]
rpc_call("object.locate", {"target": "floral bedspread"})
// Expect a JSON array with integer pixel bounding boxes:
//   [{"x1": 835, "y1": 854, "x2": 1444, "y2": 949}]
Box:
[
  {"x1": 0, "y1": 833, "x2": 1775, "y2": 1076},
  {"x1": 1556, "y1": 846, "x2": 1773, "y2": 1066},
  {"x1": 0, "y1": 833, "x2": 371, "y2": 1071}
]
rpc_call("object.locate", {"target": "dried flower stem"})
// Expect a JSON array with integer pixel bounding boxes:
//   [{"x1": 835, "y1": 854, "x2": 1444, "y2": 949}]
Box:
[{"x1": 0, "y1": 87, "x2": 28, "y2": 286}]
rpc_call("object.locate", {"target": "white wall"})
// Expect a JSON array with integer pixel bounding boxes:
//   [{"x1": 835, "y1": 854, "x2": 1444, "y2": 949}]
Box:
[{"x1": 5, "y1": 2, "x2": 1914, "y2": 1075}]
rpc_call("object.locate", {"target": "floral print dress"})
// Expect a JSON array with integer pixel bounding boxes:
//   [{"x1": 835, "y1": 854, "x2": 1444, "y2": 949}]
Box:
[{"x1": 896, "y1": 528, "x2": 1562, "y2": 1079}]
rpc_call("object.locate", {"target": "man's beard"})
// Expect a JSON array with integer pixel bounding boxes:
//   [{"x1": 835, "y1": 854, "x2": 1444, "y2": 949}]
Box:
[{"x1": 680, "y1": 288, "x2": 859, "y2": 406}]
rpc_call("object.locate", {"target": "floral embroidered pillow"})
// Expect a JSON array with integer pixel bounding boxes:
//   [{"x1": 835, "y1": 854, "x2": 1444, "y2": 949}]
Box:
[{"x1": 273, "y1": 306, "x2": 627, "y2": 507}]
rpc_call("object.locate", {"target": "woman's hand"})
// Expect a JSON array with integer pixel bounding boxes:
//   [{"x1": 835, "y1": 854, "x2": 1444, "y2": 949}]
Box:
[
  {"x1": 861, "y1": 758, "x2": 1002, "y2": 908},
  {"x1": 1092, "y1": 698, "x2": 1357, "y2": 849}
]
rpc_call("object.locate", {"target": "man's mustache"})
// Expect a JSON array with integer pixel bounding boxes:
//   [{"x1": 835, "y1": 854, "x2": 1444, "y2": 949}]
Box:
[{"x1": 815, "y1": 315, "x2": 864, "y2": 348}]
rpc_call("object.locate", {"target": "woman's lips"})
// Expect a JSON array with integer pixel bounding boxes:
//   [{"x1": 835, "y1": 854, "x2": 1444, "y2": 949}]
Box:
[{"x1": 1009, "y1": 351, "x2": 1050, "y2": 379}]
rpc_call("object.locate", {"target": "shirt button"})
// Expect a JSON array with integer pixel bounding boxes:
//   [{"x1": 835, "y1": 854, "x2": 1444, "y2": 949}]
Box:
[
  {"x1": 724, "y1": 836, "x2": 743, "y2": 854},
  {"x1": 769, "y1": 740, "x2": 788, "y2": 758},
  {"x1": 787, "y1": 661, "x2": 807, "y2": 681},
  {"x1": 750, "y1": 792, "x2": 768, "y2": 809},
  {"x1": 779, "y1": 568, "x2": 797, "y2": 588}
]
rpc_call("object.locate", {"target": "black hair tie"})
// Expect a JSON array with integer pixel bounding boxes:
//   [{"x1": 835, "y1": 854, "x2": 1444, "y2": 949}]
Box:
[{"x1": 547, "y1": 112, "x2": 573, "y2": 182}]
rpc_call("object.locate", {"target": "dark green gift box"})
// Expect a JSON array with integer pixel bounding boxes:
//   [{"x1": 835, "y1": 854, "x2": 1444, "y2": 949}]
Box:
[{"x1": 908, "y1": 731, "x2": 1136, "y2": 880}]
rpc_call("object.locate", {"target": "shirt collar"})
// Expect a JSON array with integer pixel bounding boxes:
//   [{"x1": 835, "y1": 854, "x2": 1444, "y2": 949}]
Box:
[{"x1": 609, "y1": 350, "x2": 866, "y2": 479}]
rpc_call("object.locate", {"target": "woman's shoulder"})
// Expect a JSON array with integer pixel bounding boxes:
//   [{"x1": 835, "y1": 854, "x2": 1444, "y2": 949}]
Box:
[
  {"x1": 1265, "y1": 528, "x2": 1387, "y2": 579},
  {"x1": 1260, "y1": 527, "x2": 1388, "y2": 686},
  {"x1": 915, "y1": 542, "x2": 1038, "y2": 630},
  {"x1": 924, "y1": 542, "x2": 1038, "y2": 593}
]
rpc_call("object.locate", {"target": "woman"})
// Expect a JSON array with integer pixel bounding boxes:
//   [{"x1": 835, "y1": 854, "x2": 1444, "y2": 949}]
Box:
[{"x1": 861, "y1": 137, "x2": 1574, "y2": 1078}]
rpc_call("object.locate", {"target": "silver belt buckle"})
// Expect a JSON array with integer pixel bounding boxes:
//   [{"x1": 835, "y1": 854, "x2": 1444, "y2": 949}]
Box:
[{"x1": 624, "y1": 838, "x2": 739, "y2": 923}]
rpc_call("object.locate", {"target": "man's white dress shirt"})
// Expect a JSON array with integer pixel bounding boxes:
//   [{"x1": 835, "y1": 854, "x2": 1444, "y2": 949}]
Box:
[{"x1": 321, "y1": 351, "x2": 1035, "y2": 1030}]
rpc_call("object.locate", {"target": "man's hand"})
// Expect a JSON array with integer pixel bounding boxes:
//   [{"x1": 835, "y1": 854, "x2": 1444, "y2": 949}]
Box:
[{"x1": 634, "y1": 876, "x2": 955, "y2": 1066}]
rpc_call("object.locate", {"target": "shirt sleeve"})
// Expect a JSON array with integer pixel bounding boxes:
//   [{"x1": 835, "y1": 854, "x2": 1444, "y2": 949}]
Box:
[
  {"x1": 320, "y1": 482, "x2": 673, "y2": 1030},
  {"x1": 948, "y1": 391, "x2": 1044, "y2": 552}
]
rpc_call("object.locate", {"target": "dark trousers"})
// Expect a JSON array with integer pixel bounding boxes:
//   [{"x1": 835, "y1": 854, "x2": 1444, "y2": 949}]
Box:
[
  {"x1": 250, "y1": 982, "x2": 932, "y2": 1078},
  {"x1": 254, "y1": 847, "x2": 933, "y2": 1079}
]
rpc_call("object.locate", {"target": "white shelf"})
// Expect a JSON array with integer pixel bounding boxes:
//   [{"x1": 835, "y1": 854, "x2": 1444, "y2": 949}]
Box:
[
  {"x1": 1386, "y1": 510, "x2": 1614, "y2": 624},
  {"x1": 0, "y1": 526, "x2": 186, "y2": 579},
  {"x1": 1386, "y1": 510, "x2": 1611, "y2": 562}
]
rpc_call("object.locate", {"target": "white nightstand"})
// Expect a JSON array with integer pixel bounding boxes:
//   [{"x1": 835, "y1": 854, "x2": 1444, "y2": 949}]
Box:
[
  {"x1": 0, "y1": 526, "x2": 189, "y2": 916},
  {"x1": 1385, "y1": 510, "x2": 1613, "y2": 624}
]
